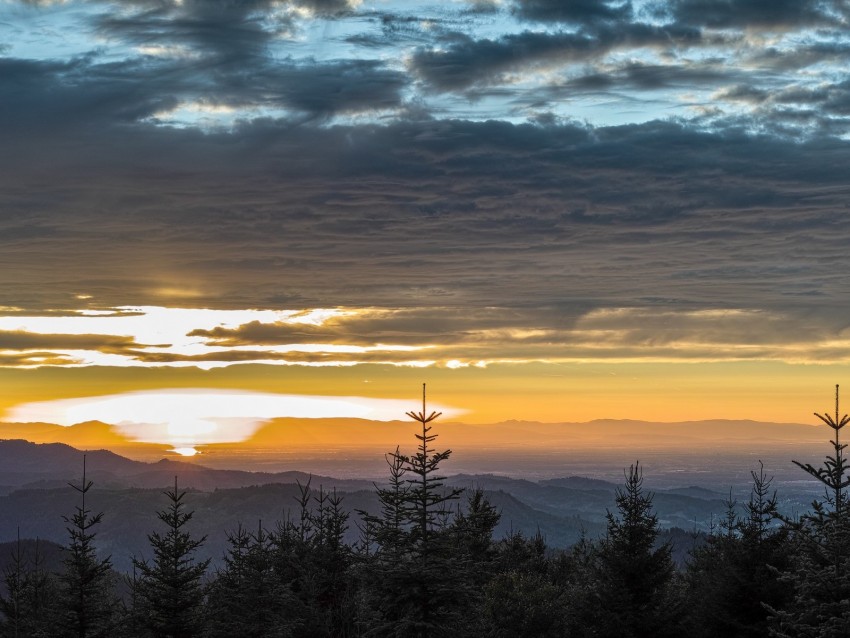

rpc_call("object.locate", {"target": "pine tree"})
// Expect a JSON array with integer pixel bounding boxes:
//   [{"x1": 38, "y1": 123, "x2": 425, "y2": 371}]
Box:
[
  {"x1": 0, "y1": 532, "x2": 60, "y2": 638},
  {"x1": 686, "y1": 462, "x2": 791, "y2": 638},
  {"x1": 57, "y1": 456, "x2": 118, "y2": 638},
  {"x1": 592, "y1": 461, "x2": 679, "y2": 638},
  {"x1": 769, "y1": 385, "x2": 850, "y2": 637},
  {"x1": 480, "y1": 528, "x2": 571, "y2": 638},
  {"x1": 266, "y1": 479, "x2": 357, "y2": 637},
  {"x1": 362, "y1": 384, "x2": 465, "y2": 638},
  {"x1": 206, "y1": 521, "x2": 292, "y2": 638},
  {"x1": 133, "y1": 478, "x2": 210, "y2": 638}
]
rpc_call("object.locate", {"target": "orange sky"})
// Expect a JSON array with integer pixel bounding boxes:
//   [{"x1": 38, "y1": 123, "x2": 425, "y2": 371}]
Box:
[
  {"x1": 0, "y1": 357, "x2": 844, "y2": 425},
  {"x1": 0, "y1": 304, "x2": 847, "y2": 455}
]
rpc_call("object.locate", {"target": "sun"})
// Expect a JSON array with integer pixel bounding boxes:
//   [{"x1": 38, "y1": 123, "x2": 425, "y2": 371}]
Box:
[{"x1": 170, "y1": 447, "x2": 199, "y2": 457}]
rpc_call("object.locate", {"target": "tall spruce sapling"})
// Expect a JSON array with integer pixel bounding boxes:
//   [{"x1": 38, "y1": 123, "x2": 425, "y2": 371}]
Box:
[
  {"x1": 0, "y1": 528, "x2": 27, "y2": 637},
  {"x1": 58, "y1": 455, "x2": 118, "y2": 638},
  {"x1": 769, "y1": 385, "x2": 850, "y2": 637},
  {"x1": 361, "y1": 384, "x2": 466, "y2": 638},
  {"x1": 403, "y1": 385, "x2": 464, "y2": 546},
  {"x1": 133, "y1": 477, "x2": 210, "y2": 638}
]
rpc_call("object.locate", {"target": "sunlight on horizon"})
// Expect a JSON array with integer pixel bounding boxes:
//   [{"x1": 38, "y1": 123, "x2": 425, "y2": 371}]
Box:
[{"x1": 5, "y1": 388, "x2": 464, "y2": 448}]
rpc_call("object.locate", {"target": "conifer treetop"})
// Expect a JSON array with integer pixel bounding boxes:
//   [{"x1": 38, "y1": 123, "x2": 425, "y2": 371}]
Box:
[
  {"x1": 406, "y1": 383, "x2": 442, "y2": 428},
  {"x1": 794, "y1": 384, "x2": 850, "y2": 508}
]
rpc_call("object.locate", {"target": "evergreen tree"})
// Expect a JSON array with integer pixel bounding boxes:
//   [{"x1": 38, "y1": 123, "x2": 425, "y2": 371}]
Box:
[
  {"x1": 133, "y1": 478, "x2": 210, "y2": 638},
  {"x1": 57, "y1": 456, "x2": 119, "y2": 638},
  {"x1": 592, "y1": 461, "x2": 680, "y2": 638},
  {"x1": 0, "y1": 533, "x2": 60, "y2": 638},
  {"x1": 267, "y1": 479, "x2": 357, "y2": 637},
  {"x1": 449, "y1": 488, "x2": 500, "y2": 583},
  {"x1": 686, "y1": 462, "x2": 791, "y2": 638},
  {"x1": 481, "y1": 530, "x2": 571, "y2": 638},
  {"x1": 206, "y1": 522, "x2": 293, "y2": 638},
  {"x1": 446, "y1": 489, "x2": 501, "y2": 636},
  {"x1": 362, "y1": 384, "x2": 465, "y2": 638},
  {"x1": 360, "y1": 447, "x2": 410, "y2": 562},
  {"x1": 769, "y1": 385, "x2": 850, "y2": 637}
]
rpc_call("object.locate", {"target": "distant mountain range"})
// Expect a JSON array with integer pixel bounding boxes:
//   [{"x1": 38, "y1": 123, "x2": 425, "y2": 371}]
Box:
[
  {"x1": 0, "y1": 438, "x2": 821, "y2": 573},
  {"x1": 0, "y1": 416, "x2": 826, "y2": 464}
]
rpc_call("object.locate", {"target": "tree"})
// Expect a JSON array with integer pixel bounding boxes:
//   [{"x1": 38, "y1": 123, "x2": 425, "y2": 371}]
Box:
[
  {"x1": 0, "y1": 532, "x2": 60, "y2": 638},
  {"x1": 769, "y1": 385, "x2": 850, "y2": 637},
  {"x1": 686, "y1": 462, "x2": 791, "y2": 638},
  {"x1": 592, "y1": 461, "x2": 680, "y2": 638},
  {"x1": 265, "y1": 479, "x2": 357, "y2": 637},
  {"x1": 57, "y1": 456, "x2": 118, "y2": 638},
  {"x1": 481, "y1": 530, "x2": 571, "y2": 638},
  {"x1": 133, "y1": 478, "x2": 210, "y2": 638},
  {"x1": 361, "y1": 384, "x2": 466, "y2": 638},
  {"x1": 206, "y1": 521, "x2": 292, "y2": 638}
]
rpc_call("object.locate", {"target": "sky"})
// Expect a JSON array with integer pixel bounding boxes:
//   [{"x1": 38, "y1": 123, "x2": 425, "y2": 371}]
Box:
[{"x1": 2, "y1": 0, "x2": 850, "y2": 452}]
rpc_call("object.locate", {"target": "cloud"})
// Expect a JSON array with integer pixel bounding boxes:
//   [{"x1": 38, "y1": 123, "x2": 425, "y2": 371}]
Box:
[
  {"x1": 511, "y1": 0, "x2": 633, "y2": 25},
  {"x1": 0, "y1": 331, "x2": 156, "y2": 353},
  {"x1": 662, "y1": 0, "x2": 844, "y2": 29},
  {"x1": 410, "y1": 23, "x2": 703, "y2": 92},
  {"x1": 2, "y1": 0, "x2": 850, "y2": 366},
  {"x1": 2, "y1": 115, "x2": 850, "y2": 317}
]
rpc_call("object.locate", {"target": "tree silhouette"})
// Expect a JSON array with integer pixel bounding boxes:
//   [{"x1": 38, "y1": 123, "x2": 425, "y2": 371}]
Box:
[
  {"x1": 362, "y1": 384, "x2": 466, "y2": 638},
  {"x1": 206, "y1": 521, "x2": 292, "y2": 638},
  {"x1": 592, "y1": 462, "x2": 679, "y2": 638},
  {"x1": 133, "y1": 478, "x2": 210, "y2": 638},
  {"x1": 57, "y1": 456, "x2": 118, "y2": 638},
  {"x1": 686, "y1": 462, "x2": 790, "y2": 638},
  {"x1": 769, "y1": 385, "x2": 850, "y2": 637},
  {"x1": 0, "y1": 532, "x2": 60, "y2": 638}
]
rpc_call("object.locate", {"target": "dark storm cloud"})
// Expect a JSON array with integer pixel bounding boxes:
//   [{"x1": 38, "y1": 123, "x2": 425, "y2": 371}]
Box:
[
  {"x1": 0, "y1": 57, "x2": 181, "y2": 131},
  {"x1": 511, "y1": 0, "x2": 633, "y2": 25},
  {"x1": 0, "y1": 53, "x2": 406, "y2": 130},
  {"x1": 95, "y1": 0, "x2": 287, "y2": 61},
  {"x1": 2, "y1": 108, "x2": 850, "y2": 328},
  {"x1": 94, "y1": 0, "x2": 357, "y2": 57},
  {"x1": 410, "y1": 23, "x2": 704, "y2": 92},
  {"x1": 661, "y1": 0, "x2": 843, "y2": 29},
  {"x1": 536, "y1": 60, "x2": 735, "y2": 101}
]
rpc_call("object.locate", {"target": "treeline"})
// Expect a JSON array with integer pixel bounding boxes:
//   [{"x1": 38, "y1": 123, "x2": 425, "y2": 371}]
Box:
[{"x1": 2, "y1": 387, "x2": 850, "y2": 637}]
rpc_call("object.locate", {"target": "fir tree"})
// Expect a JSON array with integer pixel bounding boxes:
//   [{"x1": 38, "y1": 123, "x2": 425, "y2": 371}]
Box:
[
  {"x1": 133, "y1": 478, "x2": 210, "y2": 638},
  {"x1": 0, "y1": 533, "x2": 60, "y2": 638},
  {"x1": 592, "y1": 461, "x2": 679, "y2": 638},
  {"x1": 481, "y1": 530, "x2": 570, "y2": 638},
  {"x1": 363, "y1": 384, "x2": 465, "y2": 638},
  {"x1": 769, "y1": 385, "x2": 850, "y2": 637},
  {"x1": 267, "y1": 480, "x2": 356, "y2": 637},
  {"x1": 686, "y1": 462, "x2": 791, "y2": 638},
  {"x1": 360, "y1": 447, "x2": 410, "y2": 562},
  {"x1": 57, "y1": 456, "x2": 118, "y2": 638},
  {"x1": 206, "y1": 521, "x2": 292, "y2": 638}
]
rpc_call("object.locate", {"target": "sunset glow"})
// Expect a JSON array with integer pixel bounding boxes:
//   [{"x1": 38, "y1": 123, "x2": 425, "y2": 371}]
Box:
[
  {"x1": 6, "y1": 389, "x2": 463, "y2": 448},
  {"x1": 2, "y1": 0, "x2": 850, "y2": 459}
]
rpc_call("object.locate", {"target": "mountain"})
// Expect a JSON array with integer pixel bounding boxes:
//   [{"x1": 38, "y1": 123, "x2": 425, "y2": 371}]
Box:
[
  {"x1": 0, "y1": 440, "x2": 800, "y2": 574},
  {"x1": 0, "y1": 439, "x2": 375, "y2": 492},
  {"x1": 0, "y1": 420, "x2": 170, "y2": 460},
  {"x1": 0, "y1": 417, "x2": 825, "y2": 466}
]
